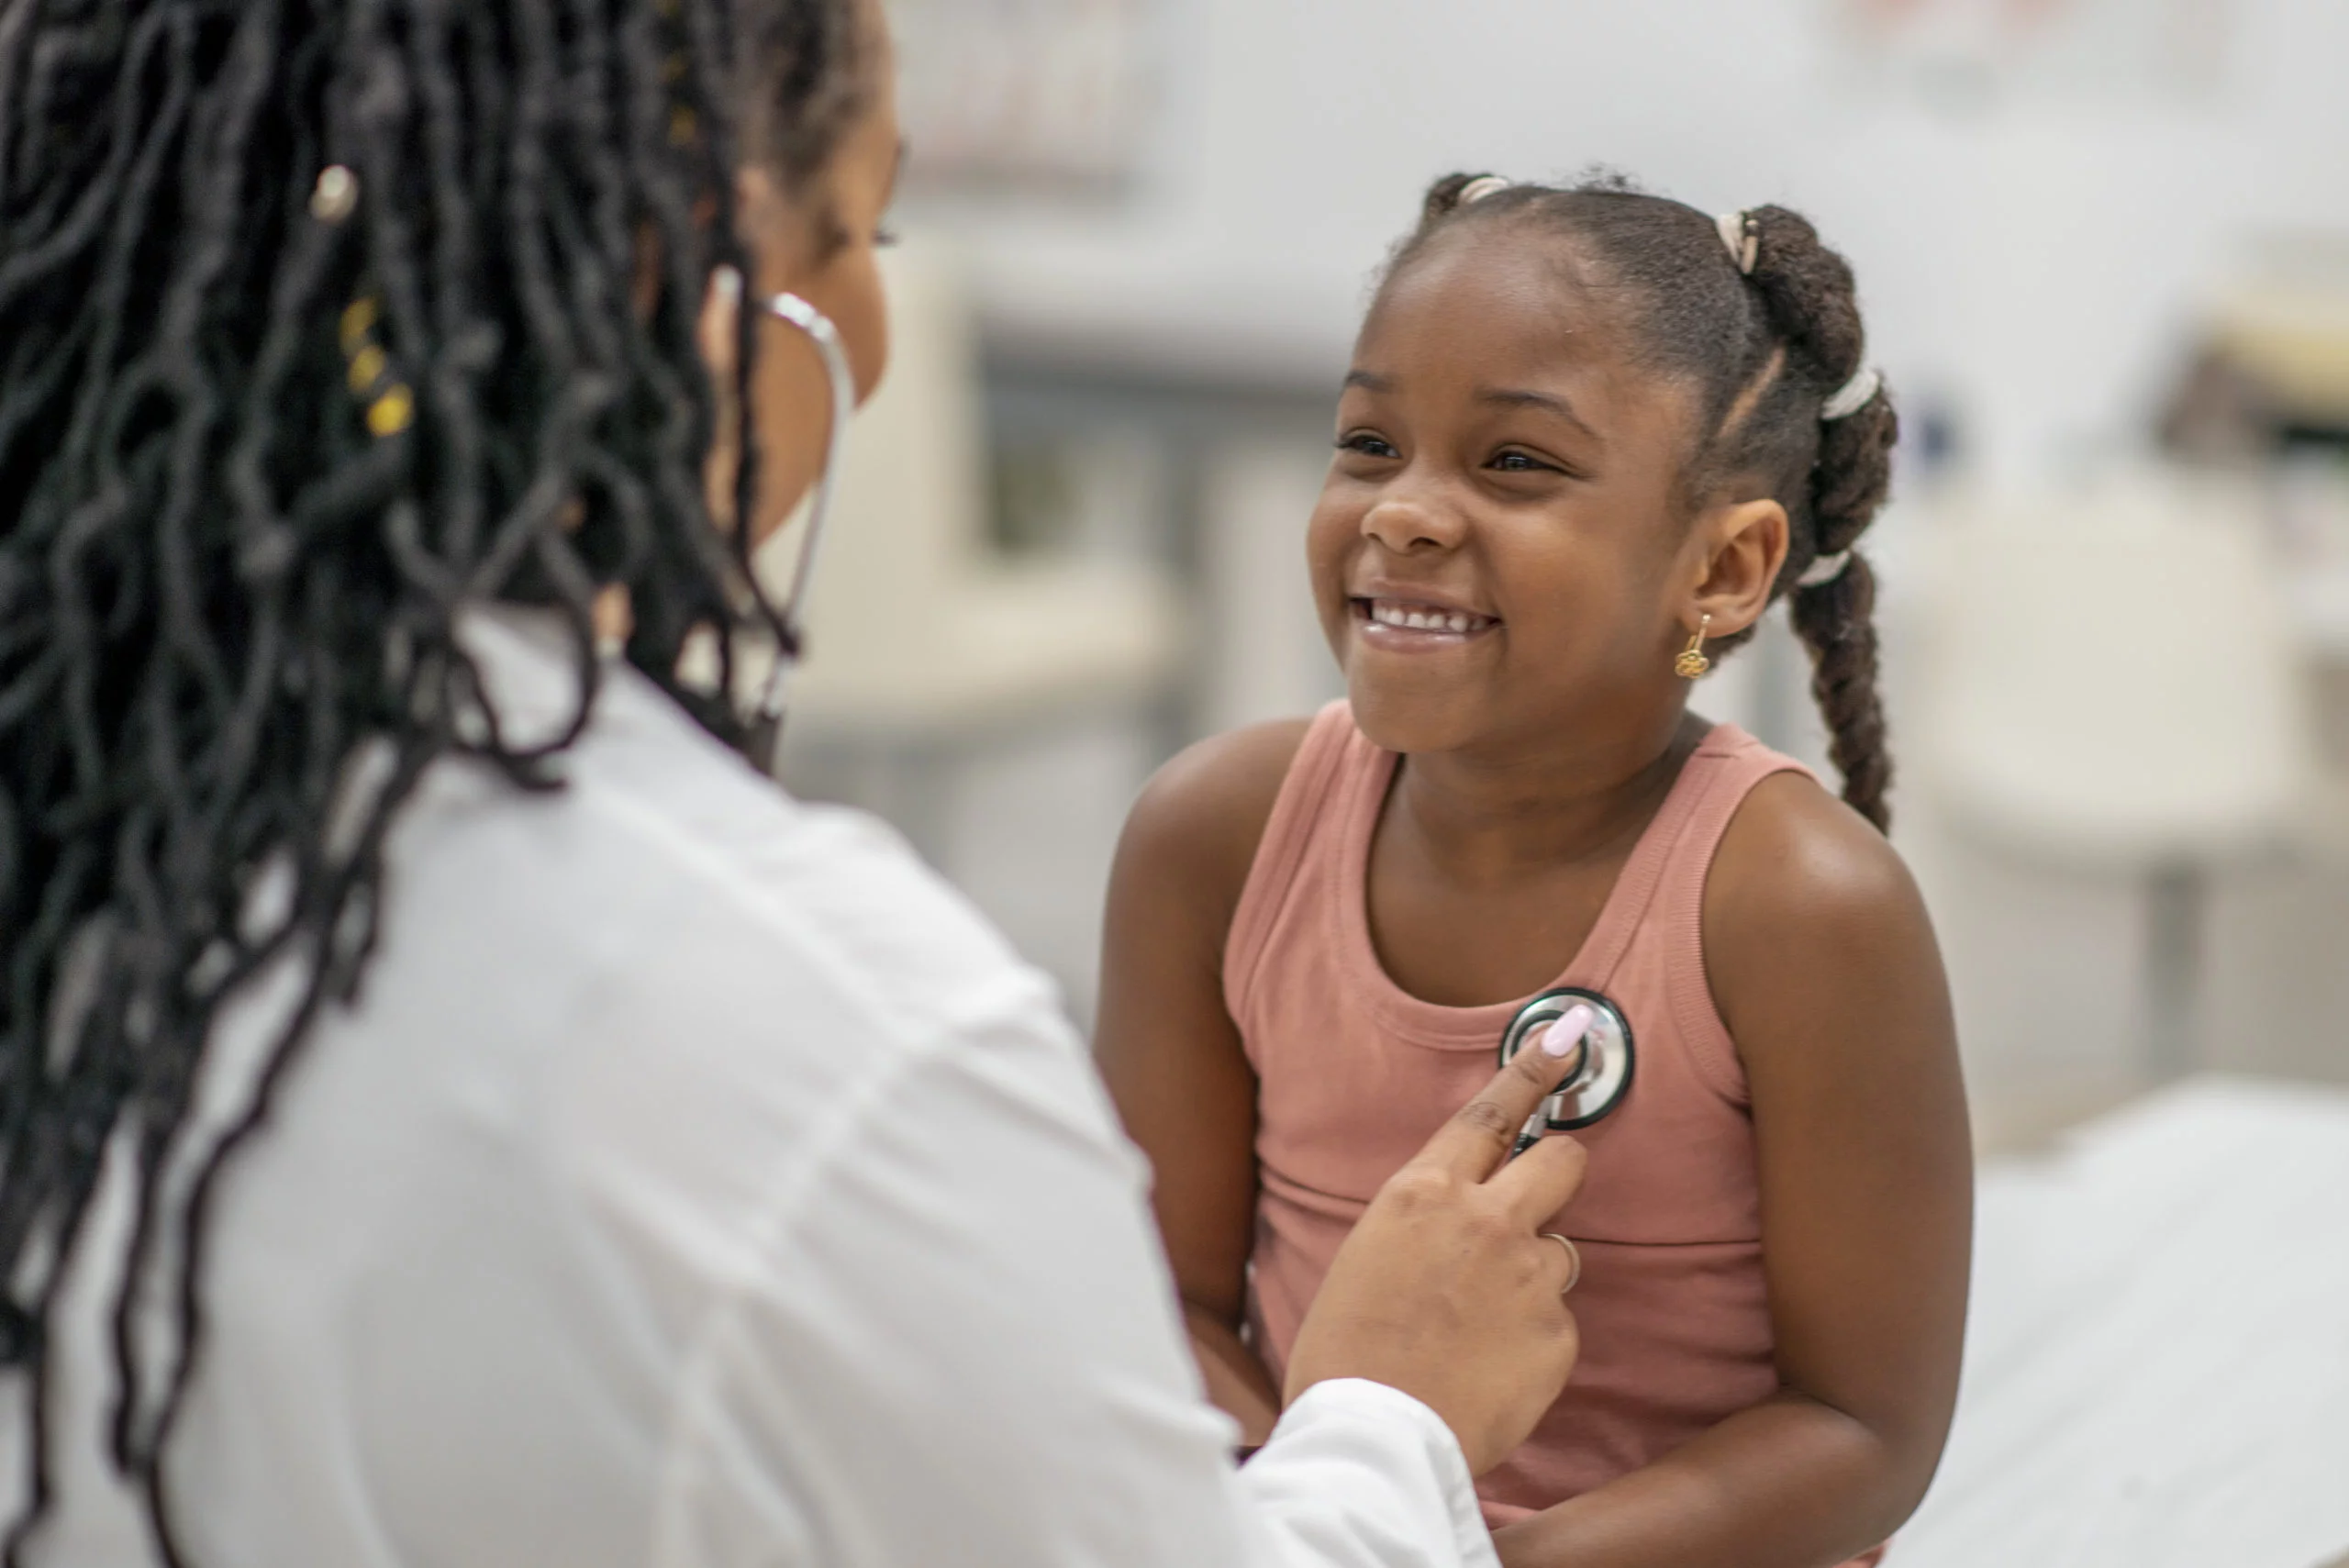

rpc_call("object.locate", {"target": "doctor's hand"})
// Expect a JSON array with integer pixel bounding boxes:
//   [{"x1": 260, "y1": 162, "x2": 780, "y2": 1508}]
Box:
[{"x1": 1281, "y1": 1038, "x2": 1589, "y2": 1476}]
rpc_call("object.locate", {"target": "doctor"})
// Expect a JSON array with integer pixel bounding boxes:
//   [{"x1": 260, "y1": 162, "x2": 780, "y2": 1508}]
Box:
[{"x1": 0, "y1": 1, "x2": 1587, "y2": 1565}]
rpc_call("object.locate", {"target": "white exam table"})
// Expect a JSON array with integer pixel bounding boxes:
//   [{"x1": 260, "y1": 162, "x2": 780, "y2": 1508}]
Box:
[{"x1": 1893, "y1": 1077, "x2": 2349, "y2": 1568}]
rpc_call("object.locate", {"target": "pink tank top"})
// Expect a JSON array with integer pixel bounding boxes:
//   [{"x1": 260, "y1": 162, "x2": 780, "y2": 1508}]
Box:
[{"x1": 1227, "y1": 702, "x2": 1849, "y2": 1536}]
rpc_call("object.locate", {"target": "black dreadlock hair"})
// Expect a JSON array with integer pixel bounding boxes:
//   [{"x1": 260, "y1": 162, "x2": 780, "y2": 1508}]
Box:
[
  {"x1": 1388, "y1": 172, "x2": 1901, "y2": 832},
  {"x1": 0, "y1": 0, "x2": 865, "y2": 1561}
]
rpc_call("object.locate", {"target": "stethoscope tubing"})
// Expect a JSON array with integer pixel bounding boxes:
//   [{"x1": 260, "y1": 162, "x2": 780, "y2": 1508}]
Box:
[{"x1": 751, "y1": 288, "x2": 857, "y2": 747}]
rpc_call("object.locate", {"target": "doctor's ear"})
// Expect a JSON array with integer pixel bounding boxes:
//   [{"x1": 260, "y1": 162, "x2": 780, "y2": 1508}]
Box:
[{"x1": 1679, "y1": 496, "x2": 1788, "y2": 640}]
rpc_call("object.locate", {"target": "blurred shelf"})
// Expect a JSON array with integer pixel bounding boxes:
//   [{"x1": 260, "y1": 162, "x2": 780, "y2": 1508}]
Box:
[{"x1": 967, "y1": 245, "x2": 1358, "y2": 396}]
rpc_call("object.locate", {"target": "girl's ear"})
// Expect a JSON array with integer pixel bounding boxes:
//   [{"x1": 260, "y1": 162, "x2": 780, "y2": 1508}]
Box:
[{"x1": 1680, "y1": 497, "x2": 1788, "y2": 638}]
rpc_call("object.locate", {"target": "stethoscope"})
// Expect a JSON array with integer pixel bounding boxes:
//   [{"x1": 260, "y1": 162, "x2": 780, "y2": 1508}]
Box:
[
  {"x1": 1496, "y1": 986, "x2": 1637, "y2": 1155},
  {"x1": 745, "y1": 285, "x2": 858, "y2": 763}
]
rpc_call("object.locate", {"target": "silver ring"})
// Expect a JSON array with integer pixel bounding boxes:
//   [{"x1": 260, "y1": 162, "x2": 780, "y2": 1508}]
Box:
[{"x1": 1541, "y1": 1233, "x2": 1582, "y2": 1296}]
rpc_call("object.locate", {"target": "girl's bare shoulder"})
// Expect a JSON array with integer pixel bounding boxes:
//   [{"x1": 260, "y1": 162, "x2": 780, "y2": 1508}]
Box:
[
  {"x1": 1702, "y1": 769, "x2": 1943, "y2": 1043},
  {"x1": 1113, "y1": 718, "x2": 1313, "y2": 931},
  {"x1": 1713, "y1": 770, "x2": 1920, "y2": 920}
]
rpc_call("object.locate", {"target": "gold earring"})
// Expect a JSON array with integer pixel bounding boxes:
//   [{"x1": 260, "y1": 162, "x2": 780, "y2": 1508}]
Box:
[
  {"x1": 339, "y1": 293, "x2": 415, "y2": 439},
  {"x1": 1675, "y1": 615, "x2": 1712, "y2": 680}
]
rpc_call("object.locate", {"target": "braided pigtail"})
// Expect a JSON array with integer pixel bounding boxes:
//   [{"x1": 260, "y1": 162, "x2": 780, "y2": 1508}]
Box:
[
  {"x1": 1788, "y1": 550, "x2": 1892, "y2": 828},
  {"x1": 1744, "y1": 207, "x2": 1899, "y2": 832}
]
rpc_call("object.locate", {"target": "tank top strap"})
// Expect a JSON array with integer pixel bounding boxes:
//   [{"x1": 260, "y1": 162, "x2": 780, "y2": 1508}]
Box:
[
  {"x1": 1224, "y1": 700, "x2": 1374, "y2": 1023},
  {"x1": 1568, "y1": 724, "x2": 1813, "y2": 1104}
]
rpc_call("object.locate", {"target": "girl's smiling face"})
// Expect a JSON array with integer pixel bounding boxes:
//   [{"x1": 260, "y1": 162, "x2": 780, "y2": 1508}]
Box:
[{"x1": 1309, "y1": 228, "x2": 1709, "y2": 760}]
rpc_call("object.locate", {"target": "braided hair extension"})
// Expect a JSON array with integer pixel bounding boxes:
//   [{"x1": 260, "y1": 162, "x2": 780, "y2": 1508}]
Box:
[
  {"x1": 0, "y1": 0, "x2": 863, "y2": 1561},
  {"x1": 1388, "y1": 173, "x2": 1902, "y2": 832}
]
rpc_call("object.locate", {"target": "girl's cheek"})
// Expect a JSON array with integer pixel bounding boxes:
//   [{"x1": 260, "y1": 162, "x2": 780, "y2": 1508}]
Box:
[
  {"x1": 1303, "y1": 502, "x2": 1360, "y2": 645},
  {"x1": 1304, "y1": 499, "x2": 1351, "y2": 583}
]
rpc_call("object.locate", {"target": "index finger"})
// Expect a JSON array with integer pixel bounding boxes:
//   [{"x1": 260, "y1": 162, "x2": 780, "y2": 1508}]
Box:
[{"x1": 1410, "y1": 1035, "x2": 1577, "y2": 1184}]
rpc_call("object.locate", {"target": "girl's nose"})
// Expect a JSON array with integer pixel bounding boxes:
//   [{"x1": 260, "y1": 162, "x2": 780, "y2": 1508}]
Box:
[{"x1": 1362, "y1": 496, "x2": 1464, "y2": 554}]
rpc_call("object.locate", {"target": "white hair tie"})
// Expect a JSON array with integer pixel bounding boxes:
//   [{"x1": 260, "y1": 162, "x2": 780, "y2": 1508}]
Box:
[
  {"x1": 1798, "y1": 550, "x2": 1853, "y2": 588},
  {"x1": 1714, "y1": 210, "x2": 1757, "y2": 275},
  {"x1": 1459, "y1": 175, "x2": 1513, "y2": 206},
  {"x1": 1820, "y1": 366, "x2": 1881, "y2": 421}
]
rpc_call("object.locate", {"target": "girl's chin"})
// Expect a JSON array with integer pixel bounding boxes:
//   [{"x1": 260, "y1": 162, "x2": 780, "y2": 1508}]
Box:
[{"x1": 1342, "y1": 677, "x2": 1491, "y2": 756}]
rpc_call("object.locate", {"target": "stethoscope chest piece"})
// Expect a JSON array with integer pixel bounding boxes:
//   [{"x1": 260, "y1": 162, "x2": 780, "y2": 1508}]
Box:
[{"x1": 1497, "y1": 986, "x2": 1636, "y2": 1130}]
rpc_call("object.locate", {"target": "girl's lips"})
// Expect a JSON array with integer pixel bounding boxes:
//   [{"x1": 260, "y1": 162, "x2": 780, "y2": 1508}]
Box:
[{"x1": 1351, "y1": 596, "x2": 1501, "y2": 649}]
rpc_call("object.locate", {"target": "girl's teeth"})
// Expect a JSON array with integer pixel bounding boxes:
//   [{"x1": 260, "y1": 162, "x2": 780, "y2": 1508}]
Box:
[{"x1": 1369, "y1": 601, "x2": 1486, "y2": 634}]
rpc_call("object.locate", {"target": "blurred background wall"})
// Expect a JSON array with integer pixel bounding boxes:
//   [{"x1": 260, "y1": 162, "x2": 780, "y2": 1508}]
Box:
[{"x1": 774, "y1": 0, "x2": 2349, "y2": 1152}]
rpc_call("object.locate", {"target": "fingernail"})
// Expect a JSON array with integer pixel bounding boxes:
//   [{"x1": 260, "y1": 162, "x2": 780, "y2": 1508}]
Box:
[
  {"x1": 1541, "y1": 1005, "x2": 1595, "y2": 1057},
  {"x1": 713, "y1": 265, "x2": 743, "y2": 307}
]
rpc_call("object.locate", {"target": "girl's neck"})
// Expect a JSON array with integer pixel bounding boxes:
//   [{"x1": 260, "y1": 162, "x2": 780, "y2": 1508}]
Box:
[{"x1": 1391, "y1": 708, "x2": 1708, "y2": 885}]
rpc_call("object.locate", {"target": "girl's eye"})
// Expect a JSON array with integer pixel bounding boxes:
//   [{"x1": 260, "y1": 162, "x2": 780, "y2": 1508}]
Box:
[
  {"x1": 1488, "y1": 450, "x2": 1554, "y2": 474},
  {"x1": 1337, "y1": 432, "x2": 1399, "y2": 460}
]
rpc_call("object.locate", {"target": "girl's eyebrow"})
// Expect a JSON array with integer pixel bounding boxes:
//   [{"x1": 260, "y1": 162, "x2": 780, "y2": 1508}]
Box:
[
  {"x1": 1477, "y1": 386, "x2": 1598, "y2": 442},
  {"x1": 1341, "y1": 373, "x2": 1599, "y2": 447}
]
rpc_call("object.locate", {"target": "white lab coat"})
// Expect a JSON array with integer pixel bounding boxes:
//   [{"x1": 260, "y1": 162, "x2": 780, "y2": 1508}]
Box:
[{"x1": 1, "y1": 611, "x2": 1497, "y2": 1568}]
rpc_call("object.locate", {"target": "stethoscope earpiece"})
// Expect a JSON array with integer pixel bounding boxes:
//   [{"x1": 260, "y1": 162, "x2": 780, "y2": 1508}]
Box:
[{"x1": 1497, "y1": 986, "x2": 1636, "y2": 1143}]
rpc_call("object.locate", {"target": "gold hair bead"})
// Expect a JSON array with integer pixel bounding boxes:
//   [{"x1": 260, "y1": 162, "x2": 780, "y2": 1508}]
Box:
[
  {"x1": 338, "y1": 291, "x2": 410, "y2": 438},
  {"x1": 669, "y1": 106, "x2": 698, "y2": 147},
  {"x1": 366, "y1": 384, "x2": 416, "y2": 439},
  {"x1": 340, "y1": 297, "x2": 379, "y2": 355},
  {"x1": 347, "y1": 343, "x2": 388, "y2": 396}
]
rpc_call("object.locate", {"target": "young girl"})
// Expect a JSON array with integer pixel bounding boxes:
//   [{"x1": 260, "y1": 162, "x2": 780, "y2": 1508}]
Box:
[{"x1": 1097, "y1": 175, "x2": 1971, "y2": 1568}]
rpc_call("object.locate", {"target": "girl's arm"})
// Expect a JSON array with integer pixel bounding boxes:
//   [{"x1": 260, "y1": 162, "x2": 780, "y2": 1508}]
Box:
[
  {"x1": 1096, "y1": 721, "x2": 1311, "y2": 1448},
  {"x1": 1494, "y1": 773, "x2": 1972, "y2": 1568}
]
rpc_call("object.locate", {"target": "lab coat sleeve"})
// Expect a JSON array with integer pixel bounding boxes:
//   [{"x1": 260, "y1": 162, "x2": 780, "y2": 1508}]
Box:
[
  {"x1": 652, "y1": 971, "x2": 1499, "y2": 1568},
  {"x1": 1241, "y1": 1379, "x2": 1505, "y2": 1568}
]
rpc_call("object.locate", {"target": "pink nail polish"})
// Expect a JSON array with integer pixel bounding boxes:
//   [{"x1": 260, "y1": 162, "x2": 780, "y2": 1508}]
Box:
[{"x1": 1542, "y1": 1004, "x2": 1595, "y2": 1056}]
